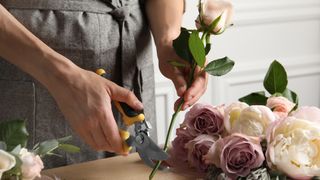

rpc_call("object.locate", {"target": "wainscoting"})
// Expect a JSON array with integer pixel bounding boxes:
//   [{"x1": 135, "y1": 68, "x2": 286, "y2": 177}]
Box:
[{"x1": 153, "y1": 0, "x2": 320, "y2": 144}]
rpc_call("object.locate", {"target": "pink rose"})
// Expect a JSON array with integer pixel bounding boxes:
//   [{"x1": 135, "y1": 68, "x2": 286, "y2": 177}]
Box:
[
  {"x1": 185, "y1": 135, "x2": 217, "y2": 172},
  {"x1": 266, "y1": 96, "x2": 295, "y2": 119},
  {"x1": 170, "y1": 127, "x2": 194, "y2": 162},
  {"x1": 290, "y1": 106, "x2": 320, "y2": 123},
  {"x1": 183, "y1": 103, "x2": 225, "y2": 136},
  {"x1": 204, "y1": 133, "x2": 264, "y2": 179},
  {"x1": 19, "y1": 148, "x2": 44, "y2": 180}
]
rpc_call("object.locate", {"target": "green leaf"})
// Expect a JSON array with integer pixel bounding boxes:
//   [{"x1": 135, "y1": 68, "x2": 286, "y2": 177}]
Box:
[
  {"x1": 208, "y1": 14, "x2": 222, "y2": 33},
  {"x1": 239, "y1": 91, "x2": 268, "y2": 105},
  {"x1": 10, "y1": 144, "x2": 21, "y2": 155},
  {"x1": 205, "y1": 43, "x2": 211, "y2": 55},
  {"x1": 0, "y1": 120, "x2": 29, "y2": 151},
  {"x1": 204, "y1": 57, "x2": 235, "y2": 76},
  {"x1": 59, "y1": 144, "x2": 80, "y2": 153},
  {"x1": 173, "y1": 28, "x2": 193, "y2": 63},
  {"x1": 282, "y1": 88, "x2": 299, "y2": 110},
  {"x1": 57, "y1": 136, "x2": 72, "y2": 143},
  {"x1": 168, "y1": 60, "x2": 187, "y2": 68},
  {"x1": 0, "y1": 141, "x2": 6, "y2": 150},
  {"x1": 35, "y1": 139, "x2": 59, "y2": 156},
  {"x1": 263, "y1": 60, "x2": 288, "y2": 94},
  {"x1": 189, "y1": 31, "x2": 206, "y2": 67}
]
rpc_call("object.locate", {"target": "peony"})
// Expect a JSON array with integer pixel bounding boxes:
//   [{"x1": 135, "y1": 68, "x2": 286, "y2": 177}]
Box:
[
  {"x1": 183, "y1": 103, "x2": 225, "y2": 136},
  {"x1": 266, "y1": 117, "x2": 320, "y2": 179},
  {"x1": 224, "y1": 102, "x2": 249, "y2": 133},
  {"x1": 204, "y1": 133, "x2": 265, "y2": 179},
  {"x1": 195, "y1": 0, "x2": 233, "y2": 34},
  {"x1": 290, "y1": 106, "x2": 320, "y2": 123},
  {"x1": 266, "y1": 96, "x2": 295, "y2": 119},
  {"x1": 170, "y1": 127, "x2": 194, "y2": 162},
  {"x1": 0, "y1": 150, "x2": 16, "y2": 179},
  {"x1": 185, "y1": 135, "x2": 217, "y2": 172},
  {"x1": 230, "y1": 105, "x2": 276, "y2": 137},
  {"x1": 19, "y1": 148, "x2": 44, "y2": 180}
]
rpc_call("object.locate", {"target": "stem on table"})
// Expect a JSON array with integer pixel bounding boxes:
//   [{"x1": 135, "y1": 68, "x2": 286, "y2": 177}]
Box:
[{"x1": 149, "y1": 63, "x2": 197, "y2": 180}]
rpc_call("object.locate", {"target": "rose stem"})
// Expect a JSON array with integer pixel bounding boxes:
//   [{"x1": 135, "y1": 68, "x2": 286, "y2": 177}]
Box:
[{"x1": 149, "y1": 63, "x2": 197, "y2": 180}]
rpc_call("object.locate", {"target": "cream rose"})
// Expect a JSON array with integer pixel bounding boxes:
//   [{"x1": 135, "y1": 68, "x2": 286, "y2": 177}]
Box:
[
  {"x1": 195, "y1": 0, "x2": 233, "y2": 34},
  {"x1": 229, "y1": 105, "x2": 276, "y2": 137},
  {"x1": 266, "y1": 117, "x2": 320, "y2": 179},
  {"x1": 224, "y1": 102, "x2": 249, "y2": 133},
  {"x1": 0, "y1": 150, "x2": 16, "y2": 179},
  {"x1": 19, "y1": 148, "x2": 44, "y2": 180}
]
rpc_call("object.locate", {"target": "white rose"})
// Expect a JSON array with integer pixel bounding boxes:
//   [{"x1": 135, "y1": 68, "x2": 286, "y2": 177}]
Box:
[
  {"x1": 231, "y1": 105, "x2": 276, "y2": 137},
  {"x1": 266, "y1": 117, "x2": 320, "y2": 179},
  {"x1": 0, "y1": 149, "x2": 16, "y2": 179},
  {"x1": 195, "y1": 0, "x2": 233, "y2": 34},
  {"x1": 19, "y1": 148, "x2": 44, "y2": 180},
  {"x1": 224, "y1": 102, "x2": 249, "y2": 133}
]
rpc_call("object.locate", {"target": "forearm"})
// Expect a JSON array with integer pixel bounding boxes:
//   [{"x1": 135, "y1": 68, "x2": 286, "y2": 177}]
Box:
[
  {"x1": 0, "y1": 5, "x2": 77, "y2": 89},
  {"x1": 145, "y1": 0, "x2": 184, "y2": 50}
]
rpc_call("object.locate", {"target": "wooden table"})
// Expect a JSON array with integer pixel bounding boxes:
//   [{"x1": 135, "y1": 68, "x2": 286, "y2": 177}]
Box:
[{"x1": 43, "y1": 153, "x2": 196, "y2": 180}]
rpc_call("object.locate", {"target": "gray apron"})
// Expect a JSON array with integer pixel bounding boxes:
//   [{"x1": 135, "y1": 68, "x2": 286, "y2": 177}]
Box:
[{"x1": 0, "y1": 0, "x2": 157, "y2": 168}]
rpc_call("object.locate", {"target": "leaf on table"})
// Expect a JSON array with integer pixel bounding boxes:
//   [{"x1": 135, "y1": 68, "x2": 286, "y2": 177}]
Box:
[
  {"x1": 59, "y1": 144, "x2": 80, "y2": 153},
  {"x1": 0, "y1": 119, "x2": 29, "y2": 151},
  {"x1": 189, "y1": 31, "x2": 206, "y2": 67},
  {"x1": 239, "y1": 91, "x2": 268, "y2": 105},
  {"x1": 204, "y1": 57, "x2": 235, "y2": 76},
  {"x1": 263, "y1": 60, "x2": 288, "y2": 94}
]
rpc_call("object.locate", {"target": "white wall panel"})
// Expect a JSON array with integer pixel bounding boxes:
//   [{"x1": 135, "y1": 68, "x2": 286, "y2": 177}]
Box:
[{"x1": 153, "y1": 0, "x2": 320, "y2": 144}]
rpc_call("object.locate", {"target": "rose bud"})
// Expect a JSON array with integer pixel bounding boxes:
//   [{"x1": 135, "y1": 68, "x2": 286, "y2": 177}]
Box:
[{"x1": 195, "y1": 0, "x2": 233, "y2": 34}]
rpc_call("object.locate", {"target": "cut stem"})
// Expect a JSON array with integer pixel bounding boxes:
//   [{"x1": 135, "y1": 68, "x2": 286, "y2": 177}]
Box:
[{"x1": 149, "y1": 63, "x2": 197, "y2": 180}]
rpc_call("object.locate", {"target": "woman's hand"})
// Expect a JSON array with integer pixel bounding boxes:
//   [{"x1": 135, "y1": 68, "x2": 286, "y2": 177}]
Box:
[
  {"x1": 48, "y1": 66, "x2": 143, "y2": 154},
  {"x1": 157, "y1": 44, "x2": 208, "y2": 111}
]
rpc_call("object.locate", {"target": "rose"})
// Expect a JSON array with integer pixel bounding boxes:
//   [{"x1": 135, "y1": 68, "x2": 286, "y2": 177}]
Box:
[
  {"x1": 170, "y1": 127, "x2": 194, "y2": 162},
  {"x1": 195, "y1": 0, "x2": 233, "y2": 34},
  {"x1": 204, "y1": 133, "x2": 265, "y2": 179},
  {"x1": 266, "y1": 117, "x2": 320, "y2": 179},
  {"x1": 230, "y1": 105, "x2": 276, "y2": 137},
  {"x1": 0, "y1": 150, "x2": 16, "y2": 179},
  {"x1": 183, "y1": 103, "x2": 225, "y2": 136},
  {"x1": 185, "y1": 135, "x2": 217, "y2": 172},
  {"x1": 224, "y1": 102, "x2": 249, "y2": 133},
  {"x1": 266, "y1": 96, "x2": 295, "y2": 119},
  {"x1": 290, "y1": 106, "x2": 320, "y2": 123},
  {"x1": 19, "y1": 148, "x2": 44, "y2": 180}
]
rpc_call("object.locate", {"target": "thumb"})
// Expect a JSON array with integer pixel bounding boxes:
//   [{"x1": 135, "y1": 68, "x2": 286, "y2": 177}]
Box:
[{"x1": 107, "y1": 82, "x2": 144, "y2": 111}]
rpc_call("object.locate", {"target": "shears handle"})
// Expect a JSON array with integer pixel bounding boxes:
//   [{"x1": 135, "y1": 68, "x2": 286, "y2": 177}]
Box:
[{"x1": 96, "y1": 69, "x2": 144, "y2": 153}]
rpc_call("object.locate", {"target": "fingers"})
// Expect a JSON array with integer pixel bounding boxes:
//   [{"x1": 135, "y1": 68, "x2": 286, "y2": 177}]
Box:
[
  {"x1": 99, "y1": 104, "x2": 123, "y2": 154},
  {"x1": 107, "y1": 81, "x2": 143, "y2": 111},
  {"x1": 171, "y1": 69, "x2": 187, "y2": 97},
  {"x1": 182, "y1": 70, "x2": 208, "y2": 110}
]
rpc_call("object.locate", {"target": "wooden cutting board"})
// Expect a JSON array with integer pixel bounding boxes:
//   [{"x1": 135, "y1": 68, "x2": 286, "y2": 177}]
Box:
[{"x1": 43, "y1": 153, "x2": 197, "y2": 180}]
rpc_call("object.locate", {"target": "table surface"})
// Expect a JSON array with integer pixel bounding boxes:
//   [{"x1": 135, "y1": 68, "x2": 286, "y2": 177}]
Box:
[{"x1": 43, "y1": 153, "x2": 197, "y2": 180}]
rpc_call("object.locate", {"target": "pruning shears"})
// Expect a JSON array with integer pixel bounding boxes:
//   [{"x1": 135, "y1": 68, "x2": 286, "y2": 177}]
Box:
[{"x1": 96, "y1": 69, "x2": 168, "y2": 168}]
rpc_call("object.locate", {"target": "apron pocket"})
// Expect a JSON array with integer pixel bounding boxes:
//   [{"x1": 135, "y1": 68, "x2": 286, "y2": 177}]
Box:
[{"x1": 0, "y1": 80, "x2": 36, "y2": 146}]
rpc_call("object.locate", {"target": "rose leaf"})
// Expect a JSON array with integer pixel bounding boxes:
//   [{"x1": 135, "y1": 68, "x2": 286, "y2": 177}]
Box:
[
  {"x1": 189, "y1": 31, "x2": 206, "y2": 67},
  {"x1": 263, "y1": 60, "x2": 288, "y2": 94},
  {"x1": 173, "y1": 28, "x2": 194, "y2": 64},
  {"x1": 204, "y1": 56, "x2": 235, "y2": 76},
  {"x1": 239, "y1": 91, "x2": 268, "y2": 105}
]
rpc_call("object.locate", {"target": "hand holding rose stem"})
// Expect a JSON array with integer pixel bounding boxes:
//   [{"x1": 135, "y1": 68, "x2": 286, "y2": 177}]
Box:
[{"x1": 149, "y1": 0, "x2": 234, "y2": 178}]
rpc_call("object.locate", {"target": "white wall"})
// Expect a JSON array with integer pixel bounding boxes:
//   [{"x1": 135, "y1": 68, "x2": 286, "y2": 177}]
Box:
[{"x1": 154, "y1": 0, "x2": 320, "y2": 144}]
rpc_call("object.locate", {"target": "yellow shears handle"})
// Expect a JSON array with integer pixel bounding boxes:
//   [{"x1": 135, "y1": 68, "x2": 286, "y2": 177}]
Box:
[{"x1": 96, "y1": 69, "x2": 145, "y2": 153}]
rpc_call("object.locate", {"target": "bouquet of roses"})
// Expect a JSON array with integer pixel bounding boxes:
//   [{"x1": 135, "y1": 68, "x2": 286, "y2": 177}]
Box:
[
  {"x1": 0, "y1": 120, "x2": 79, "y2": 180},
  {"x1": 168, "y1": 60, "x2": 320, "y2": 180},
  {"x1": 149, "y1": 0, "x2": 235, "y2": 179}
]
